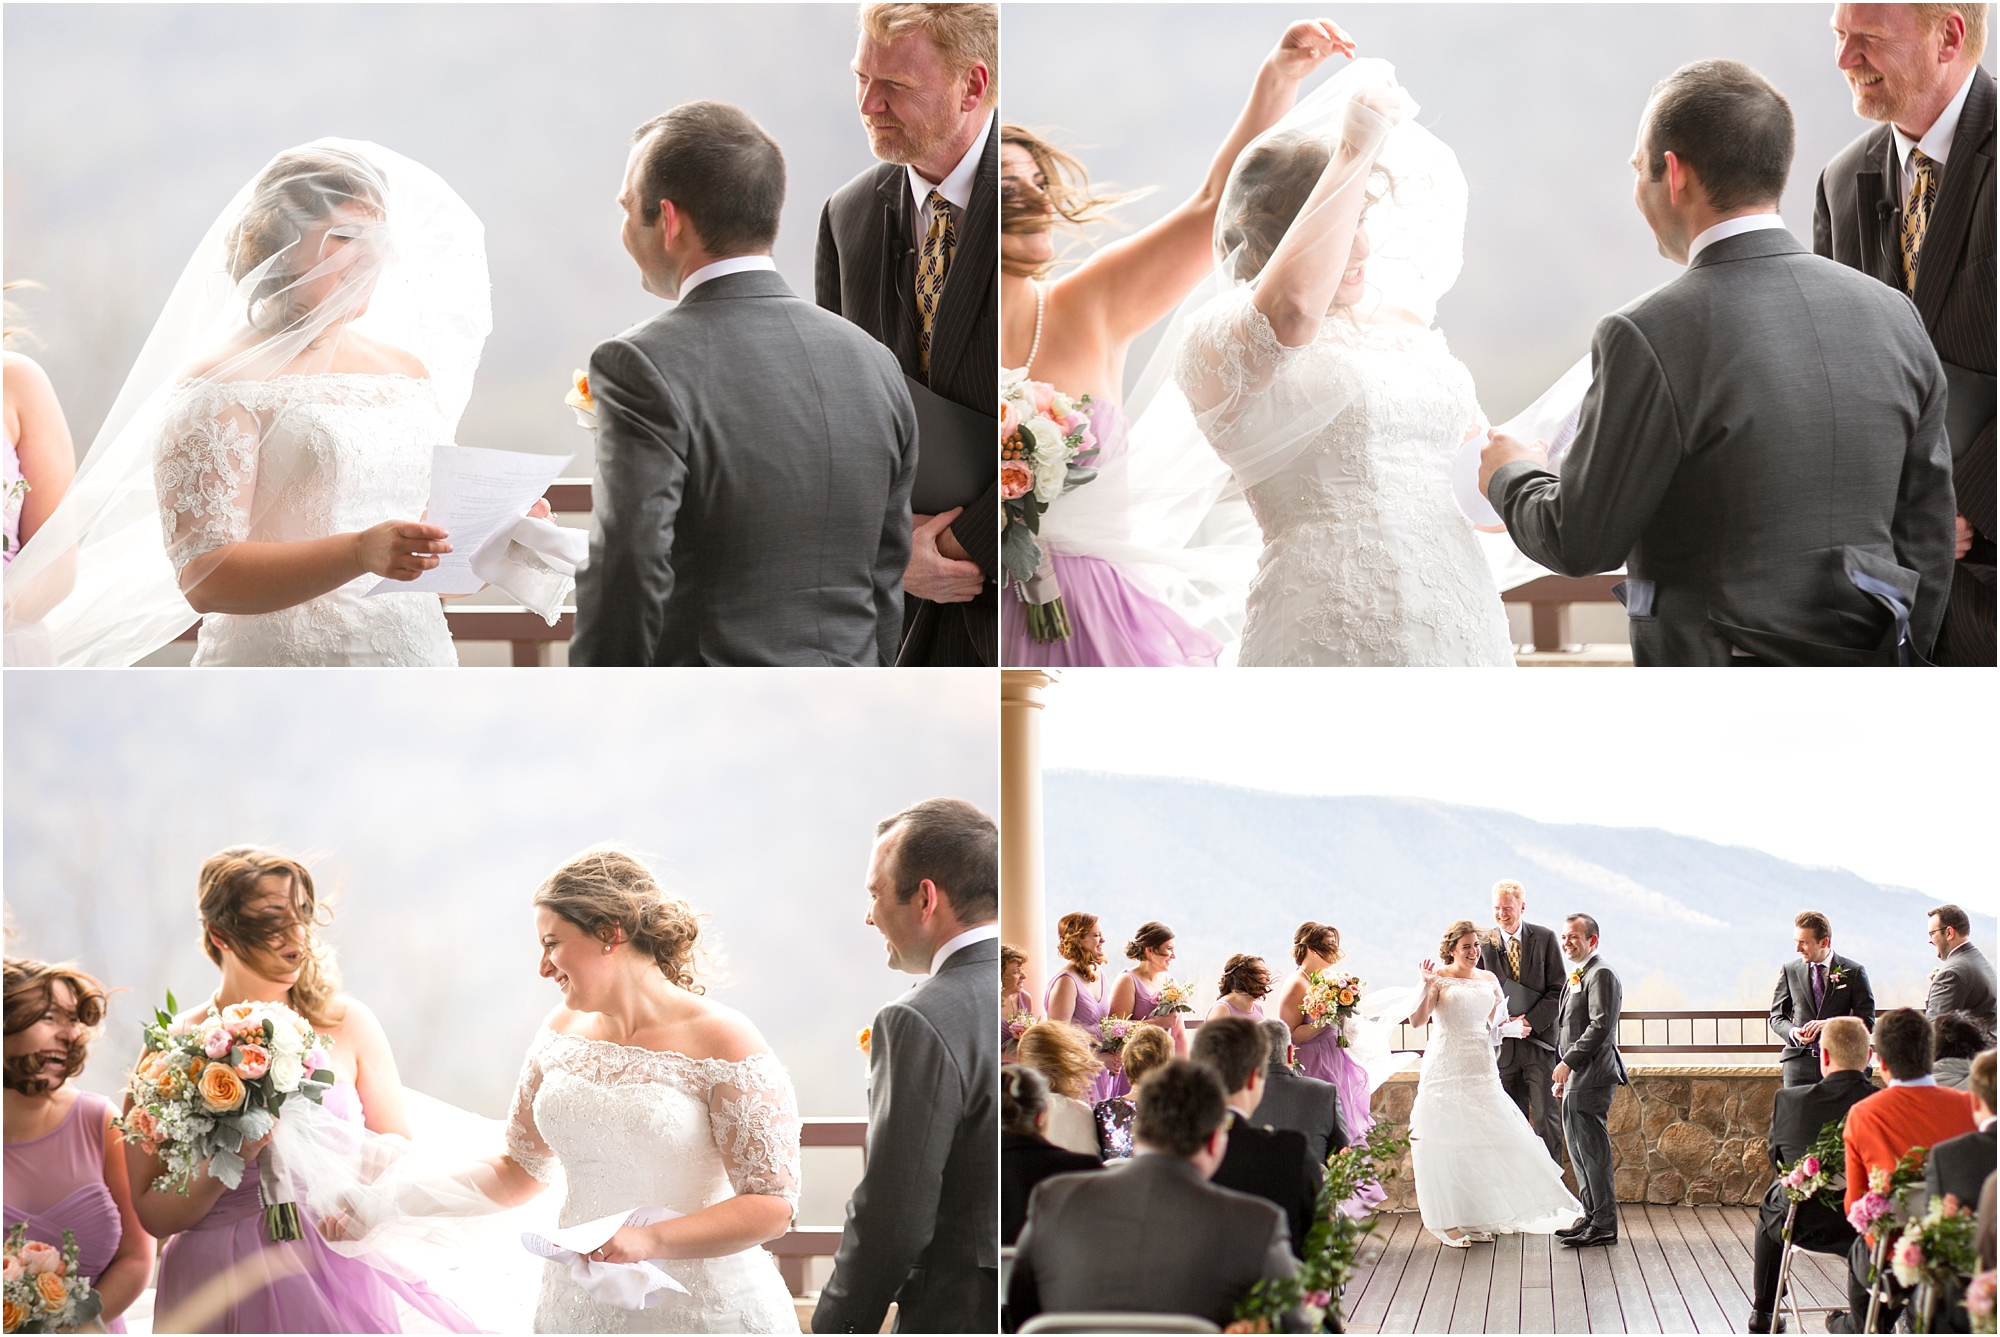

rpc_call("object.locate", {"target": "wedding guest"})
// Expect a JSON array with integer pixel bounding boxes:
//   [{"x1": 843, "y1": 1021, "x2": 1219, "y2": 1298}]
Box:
[
  {"x1": 1746, "y1": 1016, "x2": 1876, "y2": 1334},
  {"x1": 1000, "y1": 1065, "x2": 1098, "y2": 1246},
  {"x1": 1255, "y1": 1018, "x2": 1347, "y2": 1168},
  {"x1": 818, "y1": 798, "x2": 998, "y2": 1334},
  {"x1": 1108, "y1": 921, "x2": 1190, "y2": 1065},
  {"x1": 1829, "y1": 1008, "x2": 1980, "y2": 1332},
  {"x1": 1478, "y1": 880, "x2": 1567, "y2": 1160},
  {"x1": 1280, "y1": 921, "x2": 1374, "y2": 1148},
  {"x1": 1191, "y1": 1015, "x2": 1321, "y2": 1260},
  {"x1": 1014, "y1": 1020, "x2": 1103, "y2": 1158},
  {"x1": 3, "y1": 959, "x2": 151, "y2": 1330},
  {"x1": 1919, "y1": 1050, "x2": 1996, "y2": 1332},
  {"x1": 1770, "y1": 910, "x2": 1877, "y2": 1087},
  {"x1": 3, "y1": 290, "x2": 80, "y2": 662},
  {"x1": 1002, "y1": 944, "x2": 1037, "y2": 1056},
  {"x1": 1045, "y1": 911, "x2": 1119, "y2": 1102},
  {"x1": 1980, "y1": 1172, "x2": 1996, "y2": 1271},
  {"x1": 1927, "y1": 904, "x2": 1997, "y2": 1032},
  {"x1": 1008, "y1": 1060, "x2": 1302, "y2": 1332},
  {"x1": 1206, "y1": 954, "x2": 1274, "y2": 1024},
  {"x1": 1093, "y1": 1021, "x2": 1172, "y2": 1160},
  {"x1": 1934, "y1": 1010, "x2": 1988, "y2": 1089},
  {"x1": 1816, "y1": 4, "x2": 1994, "y2": 665}
]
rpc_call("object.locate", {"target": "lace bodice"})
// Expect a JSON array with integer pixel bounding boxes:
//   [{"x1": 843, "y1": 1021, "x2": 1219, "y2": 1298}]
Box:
[
  {"x1": 505, "y1": 1028, "x2": 802, "y2": 1334},
  {"x1": 151, "y1": 373, "x2": 455, "y2": 666},
  {"x1": 1174, "y1": 290, "x2": 1514, "y2": 667}
]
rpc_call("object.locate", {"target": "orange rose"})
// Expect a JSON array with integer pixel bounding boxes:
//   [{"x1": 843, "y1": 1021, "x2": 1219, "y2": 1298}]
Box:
[
  {"x1": 565, "y1": 369, "x2": 594, "y2": 413},
  {"x1": 233, "y1": 1043, "x2": 271, "y2": 1080},
  {"x1": 34, "y1": 1272, "x2": 66, "y2": 1309},
  {"x1": 198, "y1": 1060, "x2": 247, "y2": 1113},
  {"x1": 856, "y1": 1026, "x2": 871, "y2": 1055},
  {"x1": 5, "y1": 1296, "x2": 26, "y2": 1332}
]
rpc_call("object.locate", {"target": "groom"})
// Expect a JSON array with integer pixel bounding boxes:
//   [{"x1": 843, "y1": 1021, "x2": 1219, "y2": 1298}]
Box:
[
  {"x1": 1481, "y1": 58, "x2": 1957, "y2": 665},
  {"x1": 1552, "y1": 913, "x2": 1627, "y2": 1249},
  {"x1": 571, "y1": 101, "x2": 918, "y2": 666},
  {"x1": 816, "y1": 799, "x2": 997, "y2": 1333}
]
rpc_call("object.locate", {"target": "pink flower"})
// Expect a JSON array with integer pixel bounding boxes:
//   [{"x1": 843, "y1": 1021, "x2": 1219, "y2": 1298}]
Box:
[
  {"x1": 1001, "y1": 460, "x2": 1034, "y2": 501},
  {"x1": 1028, "y1": 380, "x2": 1055, "y2": 415},
  {"x1": 1305, "y1": 1290, "x2": 1332, "y2": 1309},
  {"x1": 305, "y1": 1047, "x2": 331, "y2": 1075},
  {"x1": 232, "y1": 1043, "x2": 271, "y2": 1080},
  {"x1": 18, "y1": 1239, "x2": 62, "y2": 1276},
  {"x1": 1848, "y1": 1191, "x2": 1893, "y2": 1233},
  {"x1": 1000, "y1": 398, "x2": 1018, "y2": 439},
  {"x1": 1801, "y1": 1155, "x2": 1819, "y2": 1178},
  {"x1": 2, "y1": 1255, "x2": 21, "y2": 1282},
  {"x1": 1965, "y1": 1270, "x2": 1995, "y2": 1319},
  {"x1": 204, "y1": 1028, "x2": 233, "y2": 1059}
]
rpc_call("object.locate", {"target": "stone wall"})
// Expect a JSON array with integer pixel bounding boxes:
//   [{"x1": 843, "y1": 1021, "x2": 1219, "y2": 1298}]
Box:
[{"x1": 1365, "y1": 1065, "x2": 1785, "y2": 1210}]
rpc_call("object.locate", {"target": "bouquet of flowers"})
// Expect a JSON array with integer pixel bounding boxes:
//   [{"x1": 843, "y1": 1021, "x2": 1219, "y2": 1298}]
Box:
[
  {"x1": 1301, "y1": 969, "x2": 1365, "y2": 1048},
  {"x1": 1003, "y1": 1010, "x2": 1032, "y2": 1048},
  {"x1": 1848, "y1": 1152, "x2": 1926, "y2": 1237},
  {"x1": 113, "y1": 993, "x2": 333, "y2": 1242},
  {"x1": 1000, "y1": 372, "x2": 1098, "y2": 643},
  {"x1": 1149, "y1": 979, "x2": 1195, "y2": 1019},
  {"x1": 2, "y1": 478, "x2": 28, "y2": 563},
  {"x1": 1777, "y1": 1115, "x2": 1847, "y2": 1228},
  {"x1": 2, "y1": 1226, "x2": 102, "y2": 1334},
  {"x1": 1888, "y1": 1192, "x2": 1980, "y2": 1294},
  {"x1": 1094, "y1": 1015, "x2": 1136, "y2": 1054},
  {"x1": 1966, "y1": 1269, "x2": 1996, "y2": 1334}
]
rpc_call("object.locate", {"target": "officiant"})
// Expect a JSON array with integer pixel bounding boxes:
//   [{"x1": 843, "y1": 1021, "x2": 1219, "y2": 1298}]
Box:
[{"x1": 1478, "y1": 880, "x2": 1566, "y2": 1162}]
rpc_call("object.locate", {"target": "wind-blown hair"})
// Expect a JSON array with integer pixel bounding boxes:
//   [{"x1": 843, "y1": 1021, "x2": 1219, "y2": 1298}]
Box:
[
  {"x1": 198, "y1": 847, "x2": 344, "y2": 1029},
  {"x1": 3, "y1": 958, "x2": 108, "y2": 1094}
]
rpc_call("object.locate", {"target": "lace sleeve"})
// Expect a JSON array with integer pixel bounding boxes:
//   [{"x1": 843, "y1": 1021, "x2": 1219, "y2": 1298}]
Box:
[
  {"x1": 708, "y1": 1052, "x2": 801, "y2": 1214},
  {"x1": 153, "y1": 391, "x2": 262, "y2": 585},
  {"x1": 1173, "y1": 286, "x2": 1311, "y2": 423},
  {"x1": 504, "y1": 1033, "x2": 558, "y2": 1184}
]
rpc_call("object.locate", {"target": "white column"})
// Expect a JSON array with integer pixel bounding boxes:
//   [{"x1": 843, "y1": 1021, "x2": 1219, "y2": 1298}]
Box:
[{"x1": 1000, "y1": 670, "x2": 1053, "y2": 1006}]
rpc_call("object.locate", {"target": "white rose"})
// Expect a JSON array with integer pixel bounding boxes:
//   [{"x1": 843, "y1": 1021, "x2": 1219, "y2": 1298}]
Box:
[
  {"x1": 268, "y1": 1048, "x2": 305, "y2": 1092},
  {"x1": 1032, "y1": 446, "x2": 1070, "y2": 503},
  {"x1": 269, "y1": 1019, "x2": 304, "y2": 1059},
  {"x1": 1026, "y1": 416, "x2": 1063, "y2": 462},
  {"x1": 1049, "y1": 392, "x2": 1074, "y2": 417}
]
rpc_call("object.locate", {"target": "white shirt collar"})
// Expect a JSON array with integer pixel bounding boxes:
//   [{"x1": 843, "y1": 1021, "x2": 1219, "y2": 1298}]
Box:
[
  {"x1": 930, "y1": 922, "x2": 998, "y2": 975},
  {"x1": 677, "y1": 254, "x2": 776, "y2": 300},
  {"x1": 1892, "y1": 65, "x2": 1978, "y2": 192},
  {"x1": 908, "y1": 109, "x2": 994, "y2": 226},
  {"x1": 1687, "y1": 212, "x2": 1788, "y2": 263},
  {"x1": 1887, "y1": 1073, "x2": 1939, "y2": 1088}
]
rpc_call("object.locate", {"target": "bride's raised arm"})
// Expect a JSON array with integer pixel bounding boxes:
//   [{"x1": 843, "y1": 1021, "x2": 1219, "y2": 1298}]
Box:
[{"x1": 1403, "y1": 959, "x2": 1444, "y2": 1028}]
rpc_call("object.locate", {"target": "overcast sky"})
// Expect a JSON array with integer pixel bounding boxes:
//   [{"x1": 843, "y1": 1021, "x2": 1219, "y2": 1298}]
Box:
[{"x1": 1037, "y1": 671, "x2": 1997, "y2": 915}]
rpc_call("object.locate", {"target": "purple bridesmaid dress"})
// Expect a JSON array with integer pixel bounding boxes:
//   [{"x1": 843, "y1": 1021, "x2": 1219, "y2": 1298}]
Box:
[
  {"x1": 1295, "y1": 1020, "x2": 1386, "y2": 1212},
  {"x1": 5, "y1": 1091, "x2": 130, "y2": 1333},
  {"x1": 1045, "y1": 970, "x2": 1118, "y2": 1104},
  {"x1": 1002, "y1": 401, "x2": 1224, "y2": 668},
  {"x1": 154, "y1": 1084, "x2": 483, "y2": 1333}
]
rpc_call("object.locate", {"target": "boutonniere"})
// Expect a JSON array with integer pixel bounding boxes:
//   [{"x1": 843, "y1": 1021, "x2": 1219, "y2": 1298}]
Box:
[
  {"x1": 1825, "y1": 965, "x2": 1848, "y2": 988},
  {"x1": 1568, "y1": 966, "x2": 1586, "y2": 987}
]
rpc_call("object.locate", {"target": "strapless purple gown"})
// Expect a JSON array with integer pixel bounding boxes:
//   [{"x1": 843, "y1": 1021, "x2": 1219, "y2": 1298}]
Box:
[
  {"x1": 1046, "y1": 970, "x2": 1118, "y2": 1104},
  {"x1": 1003, "y1": 400, "x2": 1224, "y2": 667},
  {"x1": 5, "y1": 1091, "x2": 129, "y2": 1332},
  {"x1": 155, "y1": 1083, "x2": 483, "y2": 1333},
  {"x1": 1296, "y1": 1023, "x2": 1385, "y2": 1211}
]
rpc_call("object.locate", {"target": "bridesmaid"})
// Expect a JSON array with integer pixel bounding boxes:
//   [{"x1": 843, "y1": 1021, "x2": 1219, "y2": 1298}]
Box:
[
  {"x1": 999, "y1": 18, "x2": 1355, "y2": 666},
  {"x1": 1205, "y1": 953, "x2": 1273, "y2": 1024},
  {"x1": 129, "y1": 847, "x2": 480, "y2": 1333},
  {"x1": 1045, "y1": 912, "x2": 1119, "y2": 1102},
  {"x1": 1279, "y1": 921, "x2": 1375, "y2": 1150},
  {"x1": 4, "y1": 958, "x2": 152, "y2": 1330},
  {"x1": 1107, "y1": 922, "x2": 1191, "y2": 1083},
  {"x1": 1001, "y1": 945, "x2": 1039, "y2": 1057}
]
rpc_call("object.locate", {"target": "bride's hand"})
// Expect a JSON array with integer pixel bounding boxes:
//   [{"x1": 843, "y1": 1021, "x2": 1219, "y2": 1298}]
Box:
[
  {"x1": 1418, "y1": 958, "x2": 1439, "y2": 984},
  {"x1": 1341, "y1": 84, "x2": 1406, "y2": 158},
  {"x1": 1267, "y1": 19, "x2": 1355, "y2": 82},
  {"x1": 356, "y1": 520, "x2": 451, "y2": 581},
  {"x1": 590, "y1": 1223, "x2": 661, "y2": 1266}
]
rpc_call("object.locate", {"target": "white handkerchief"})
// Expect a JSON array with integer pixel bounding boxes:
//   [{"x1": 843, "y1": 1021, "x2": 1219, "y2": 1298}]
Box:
[
  {"x1": 1453, "y1": 353, "x2": 1593, "y2": 527},
  {"x1": 521, "y1": 1206, "x2": 690, "y2": 1310},
  {"x1": 1499, "y1": 1019, "x2": 1529, "y2": 1040},
  {"x1": 469, "y1": 516, "x2": 591, "y2": 625},
  {"x1": 366, "y1": 443, "x2": 572, "y2": 598}
]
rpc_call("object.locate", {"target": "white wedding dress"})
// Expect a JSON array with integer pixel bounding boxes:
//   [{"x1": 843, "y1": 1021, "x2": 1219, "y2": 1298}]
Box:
[
  {"x1": 154, "y1": 372, "x2": 458, "y2": 666},
  {"x1": 1176, "y1": 291, "x2": 1515, "y2": 666},
  {"x1": 505, "y1": 1029, "x2": 803, "y2": 1334},
  {"x1": 1408, "y1": 973, "x2": 1581, "y2": 1237}
]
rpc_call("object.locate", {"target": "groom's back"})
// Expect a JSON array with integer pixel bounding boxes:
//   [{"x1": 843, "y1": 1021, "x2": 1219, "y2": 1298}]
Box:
[{"x1": 574, "y1": 269, "x2": 917, "y2": 666}]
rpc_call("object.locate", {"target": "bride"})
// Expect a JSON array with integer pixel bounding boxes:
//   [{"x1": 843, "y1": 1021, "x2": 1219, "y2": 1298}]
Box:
[
  {"x1": 1163, "y1": 59, "x2": 1516, "y2": 666},
  {"x1": 1402, "y1": 919, "x2": 1580, "y2": 1247},
  {"x1": 3, "y1": 139, "x2": 528, "y2": 666}
]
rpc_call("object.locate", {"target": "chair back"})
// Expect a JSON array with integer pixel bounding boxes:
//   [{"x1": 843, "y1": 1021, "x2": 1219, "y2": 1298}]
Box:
[{"x1": 1019, "y1": 1313, "x2": 1222, "y2": 1334}]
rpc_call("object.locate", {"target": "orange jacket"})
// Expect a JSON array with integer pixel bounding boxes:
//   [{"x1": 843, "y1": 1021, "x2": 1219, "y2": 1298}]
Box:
[{"x1": 1842, "y1": 1083, "x2": 1979, "y2": 1227}]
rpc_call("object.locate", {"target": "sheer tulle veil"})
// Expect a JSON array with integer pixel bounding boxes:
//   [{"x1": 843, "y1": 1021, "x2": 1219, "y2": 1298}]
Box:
[{"x1": 2, "y1": 138, "x2": 490, "y2": 666}]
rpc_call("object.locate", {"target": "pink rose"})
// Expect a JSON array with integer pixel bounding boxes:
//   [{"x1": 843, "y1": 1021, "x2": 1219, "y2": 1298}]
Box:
[
  {"x1": 2, "y1": 1254, "x2": 21, "y2": 1282},
  {"x1": 1801, "y1": 1155, "x2": 1819, "y2": 1178},
  {"x1": 232, "y1": 1043, "x2": 271, "y2": 1080},
  {"x1": 305, "y1": 1047, "x2": 331, "y2": 1075},
  {"x1": 1028, "y1": 380, "x2": 1055, "y2": 415},
  {"x1": 18, "y1": 1239, "x2": 62, "y2": 1276},
  {"x1": 204, "y1": 1028, "x2": 233, "y2": 1059},
  {"x1": 1000, "y1": 398, "x2": 1018, "y2": 439},
  {"x1": 1000, "y1": 460, "x2": 1034, "y2": 501}
]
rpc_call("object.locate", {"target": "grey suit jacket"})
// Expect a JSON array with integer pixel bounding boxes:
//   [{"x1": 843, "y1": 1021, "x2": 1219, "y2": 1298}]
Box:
[
  {"x1": 1008, "y1": 1153, "x2": 1299, "y2": 1330},
  {"x1": 571, "y1": 269, "x2": 918, "y2": 666},
  {"x1": 1926, "y1": 941, "x2": 1997, "y2": 1029},
  {"x1": 1557, "y1": 957, "x2": 1627, "y2": 1090},
  {"x1": 1770, "y1": 953, "x2": 1877, "y2": 1064},
  {"x1": 1257, "y1": 1060, "x2": 1347, "y2": 1168},
  {"x1": 1477, "y1": 922, "x2": 1565, "y2": 1068},
  {"x1": 1491, "y1": 228, "x2": 1956, "y2": 665},
  {"x1": 814, "y1": 938, "x2": 997, "y2": 1334}
]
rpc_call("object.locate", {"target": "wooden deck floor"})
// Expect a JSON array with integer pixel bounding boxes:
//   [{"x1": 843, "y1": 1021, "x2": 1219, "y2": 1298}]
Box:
[{"x1": 1343, "y1": 1206, "x2": 1850, "y2": 1334}]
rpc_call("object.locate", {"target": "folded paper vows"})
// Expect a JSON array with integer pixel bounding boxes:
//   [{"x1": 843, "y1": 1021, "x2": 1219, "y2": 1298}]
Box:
[
  {"x1": 367, "y1": 444, "x2": 572, "y2": 598},
  {"x1": 1454, "y1": 354, "x2": 1593, "y2": 528},
  {"x1": 521, "y1": 1206, "x2": 689, "y2": 1310}
]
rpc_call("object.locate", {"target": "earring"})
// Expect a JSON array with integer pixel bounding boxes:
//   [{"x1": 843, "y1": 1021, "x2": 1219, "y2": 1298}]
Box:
[{"x1": 603, "y1": 945, "x2": 612, "y2": 954}]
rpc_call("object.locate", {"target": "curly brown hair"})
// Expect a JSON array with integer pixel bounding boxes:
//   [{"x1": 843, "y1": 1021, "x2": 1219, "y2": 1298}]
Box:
[
  {"x1": 199, "y1": 847, "x2": 344, "y2": 1029},
  {"x1": 1217, "y1": 953, "x2": 1273, "y2": 1000},
  {"x1": 1220, "y1": 135, "x2": 1397, "y2": 287},
  {"x1": 1440, "y1": 918, "x2": 1482, "y2": 962},
  {"x1": 534, "y1": 848, "x2": 706, "y2": 992},
  {"x1": 4, "y1": 958, "x2": 108, "y2": 1095},
  {"x1": 1293, "y1": 921, "x2": 1344, "y2": 966},
  {"x1": 1056, "y1": 912, "x2": 1104, "y2": 982}
]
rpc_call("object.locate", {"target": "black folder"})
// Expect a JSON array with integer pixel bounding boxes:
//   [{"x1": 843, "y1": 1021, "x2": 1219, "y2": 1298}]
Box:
[{"x1": 906, "y1": 374, "x2": 997, "y2": 515}]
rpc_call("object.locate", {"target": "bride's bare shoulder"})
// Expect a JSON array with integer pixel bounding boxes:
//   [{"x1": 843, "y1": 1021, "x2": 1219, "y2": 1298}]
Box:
[
  {"x1": 675, "y1": 996, "x2": 772, "y2": 1065},
  {"x1": 341, "y1": 331, "x2": 430, "y2": 379}
]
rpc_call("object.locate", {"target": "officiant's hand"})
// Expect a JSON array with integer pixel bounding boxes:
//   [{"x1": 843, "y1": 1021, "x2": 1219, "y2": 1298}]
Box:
[
  {"x1": 357, "y1": 520, "x2": 451, "y2": 581},
  {"x1": 1957, "y1": 514, "x2": 1975, "y2": 560},
  {"x1": 1478, "y1": 431, "x2": 1549, "y2": 501},
  {"x1": 906, "y1": 508, "x2": 985, "y2": 603}
]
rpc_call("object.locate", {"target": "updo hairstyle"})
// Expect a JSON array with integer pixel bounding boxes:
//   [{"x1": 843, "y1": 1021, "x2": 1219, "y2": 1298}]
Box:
[
  {"x1": 1125, "y1": 921, "x2": 1173, "y2": 963},
  {"x1": 1217, "y1": 953, "x2": 1273, "y2": 1000},
  {"x1": 4, "y1": 958, "x2": 108, "y2": 1095},
  {"x1": 225, "y1": 149, "x2": 387, "y2": 333},
  {"x1": 1220, "y1": 132, "x2": 1397, "y2": 284},
  {"x1": 1440, "y1": 918, "x2": 1482, "y2": 961},
  {"x1": 1293, "y1": 921, "x2": 1344, "y2": 966},
  {"x1": 534, "y1": 848, "x2": 705, "y2": 993}
]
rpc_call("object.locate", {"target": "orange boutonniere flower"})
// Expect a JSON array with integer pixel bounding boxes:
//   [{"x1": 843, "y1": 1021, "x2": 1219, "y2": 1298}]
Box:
[
  {"x1": 565, "y1": 369, "x2": 594, "y2": 414},
  {"x1": 856, "y1": 1026, "x2": 871, "y2": 1055}
]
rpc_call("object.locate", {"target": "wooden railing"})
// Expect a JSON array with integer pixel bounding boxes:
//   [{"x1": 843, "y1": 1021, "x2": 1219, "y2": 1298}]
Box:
[
  {"x1": 768, "y1": 1115, "x2": 869, "y2": 1296},
  {"x1": 1501, "y1": 573, "x2": 1626, "y2": 652},
  {"x1": 1385, "y1": 1009, "x2": 1783, "y2": 1056}
]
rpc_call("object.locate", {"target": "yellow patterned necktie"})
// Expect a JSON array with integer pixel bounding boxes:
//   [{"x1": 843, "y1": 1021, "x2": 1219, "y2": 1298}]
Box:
[
  {"x1": 916, "y1": 189, "x2": 956, "y2": 376},
  {"x1": 1900, "y1": 149, "x2": 1938, "y2": 294},
  {"x1": 1508, "y1": 935, "x2": 1521, "y2": 981}
]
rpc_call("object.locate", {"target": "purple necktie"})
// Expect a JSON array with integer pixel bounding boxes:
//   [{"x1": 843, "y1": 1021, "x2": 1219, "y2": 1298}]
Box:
[{"x1": 1811, "y1": 961, "x2": 1825, "y2": 1012}]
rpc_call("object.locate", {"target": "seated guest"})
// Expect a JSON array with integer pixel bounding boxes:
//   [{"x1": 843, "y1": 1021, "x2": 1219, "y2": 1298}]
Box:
[
  {"x1": 1008, "y1": 1060, "x2": 1303, "y2": 1333},
  {"x1": 1094, "y1": 1022, "x2": 1172, "y2": 1160},
  {"x1": 1933, "y1": 1012, "x2": 1988, "y2": 1091},
  {"x1": 1206, "y1": 954, "x2": 1275, "y2": 1024},
  {"x1": 1829, "y1": 1008, "x2": 1980, "y2": 1333},
  {"x1": 3, "y1": 958, "x2": 154, "y2": 1331},
  {"x1": 1191, "y1": 1014, "x2": 1322, "y2": 1260},
  {"x1": 1255, "y1": 1018, "x2": 1347, "y2": 1168},
  {"x1": 1001, "y1": 1065, "x2": 1099, "y2": 1246},
  {"x1": 1015, "y1": 1020, "x2": 1104, "y2": 1157},
  {"x1": 1979, "y1": 1172, "x2": 1995, "y2": 1273},
  {"x1": 1002, "y1": 945, "x2": 1039, "y2": 1057},
  {"x1": 1920, "y1": 1050, "x2": 1996, "y2": 1334},
  {"x1": 1746, "y1": 1016, "x2": 1877, "y2": 1333}
]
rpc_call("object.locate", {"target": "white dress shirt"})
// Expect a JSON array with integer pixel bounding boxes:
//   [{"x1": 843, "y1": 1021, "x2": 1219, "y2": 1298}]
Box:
[
  {"x1": 1893, "y1": 65, "x2": 1978, "y2": 199},
  {"x1": 677, "y1": 253, "x2": 776, "y2": 300},
  {"x1": 930, "y1": 921, "x2": 999, "y2": 974},
  {"x1": 1687, "y1": 212, "x2": 1789, "y2": 263},
  {"x1": 1887, "y1": 1073, "x2": 1940, "y2": 1089},
  {"x1": 907, "y1": 109, "x2": 994, "y2": 240}
]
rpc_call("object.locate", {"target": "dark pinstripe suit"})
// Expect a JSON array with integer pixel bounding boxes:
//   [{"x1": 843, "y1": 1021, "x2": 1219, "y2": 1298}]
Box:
[
  {"x1": 1815, "y1": 69, "x2": 1996, "y2": 665},
  {"x1": 816, "y1": 119, "x2": 999, "y2": 666}
]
